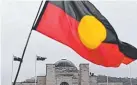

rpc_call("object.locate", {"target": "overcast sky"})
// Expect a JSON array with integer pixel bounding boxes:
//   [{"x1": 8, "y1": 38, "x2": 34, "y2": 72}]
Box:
[{"x1": 1, "y1": 0, "x2": 137, "y2": 85}]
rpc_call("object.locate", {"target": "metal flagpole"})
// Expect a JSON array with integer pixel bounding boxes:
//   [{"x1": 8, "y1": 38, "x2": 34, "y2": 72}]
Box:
[
  {"x1": 35, "y1": 55, "x2": 47, "y2": 85},
  {"x1": 11, "y1": 56, "x2": 14, "y2": 85},
  {"x1": 13, "y1": 1, "x2": 44, "y2": 85},
  {"x1": 129, "y1": 65, "x2": 132, "y2": 85},
  {"x1": 35, "y1": 56, "x2": 37, "y2": 85},
  {"x1": 107, "y1": 76, "x2": 108, "y2": 85}
]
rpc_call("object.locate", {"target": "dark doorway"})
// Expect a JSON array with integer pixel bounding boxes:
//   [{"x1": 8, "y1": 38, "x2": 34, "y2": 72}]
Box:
[{"x1": 60, "y1": 82, "x2": 69, "y2": 85}]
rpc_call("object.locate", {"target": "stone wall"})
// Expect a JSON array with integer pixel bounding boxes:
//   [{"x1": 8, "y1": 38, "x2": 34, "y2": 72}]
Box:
[
  {"x1": 15, "y1": 82, "x2": 35, "y2": 85},
  {"x1": 46, "y1": 64, "x2": 56, "y2": 85},
  {"x1": 79, "y1": 64, "x2": 90, "y2": 85},
  {"x1": 89, "y1": 76, "x2": 97, "y2": 85},
  {"x1": 98, "y1": 82, "x2": 123, "y2": 85},
  {"x1": 56, "y1": 75, "x2": 73, "y2": 85},
  {"x1": 37, "y1": 76, "x2": 46, "y2": 85}
]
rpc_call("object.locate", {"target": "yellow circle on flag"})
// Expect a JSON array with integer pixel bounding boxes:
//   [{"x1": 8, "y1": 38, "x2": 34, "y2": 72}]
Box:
[{"x1": 78, "y1": 15, "x2": 107, "y2": 49}]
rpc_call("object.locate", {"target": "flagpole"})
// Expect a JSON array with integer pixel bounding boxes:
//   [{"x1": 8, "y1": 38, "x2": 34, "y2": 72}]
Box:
[
  {"x1": 129, "y1": 65, "x2": 132, "y2": 85},
  {"x1": 35, "y1": 55, "x2": 47, "y2": 85},
  {"x1": 107, "y1": 76, "x2": 108, "y2": 85},
  {"x1": 13, "y1": 1, "x2": 44, "y2": 85},
  {"x1": 35, "y1": 56, "x2": 37, "y2": 85},
  {"x1": 11, "y1": 56, "x2": 14, "y2": 85}
]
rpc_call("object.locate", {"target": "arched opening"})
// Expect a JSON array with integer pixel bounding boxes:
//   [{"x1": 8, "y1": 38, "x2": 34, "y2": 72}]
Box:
[{"x1": 60, "y1": 82, "x2": 69, "y2": 85}]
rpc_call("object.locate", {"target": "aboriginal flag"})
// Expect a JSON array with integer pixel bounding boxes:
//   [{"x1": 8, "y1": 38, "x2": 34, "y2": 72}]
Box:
[{"x1": 33, "y1": 1, "x2": 137, "y2": 67}]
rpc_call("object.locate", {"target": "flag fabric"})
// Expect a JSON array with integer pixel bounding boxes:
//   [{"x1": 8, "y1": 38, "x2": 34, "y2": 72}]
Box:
[
  {"x1": 33, "y1": 1, "x2": 137, "y2": 67},
  {"x1": 14, "y1": 57, "x2": 22, "y2": 62},
  {"x1": 37, "y1": 56, "x2": 46, "y2": 61}
]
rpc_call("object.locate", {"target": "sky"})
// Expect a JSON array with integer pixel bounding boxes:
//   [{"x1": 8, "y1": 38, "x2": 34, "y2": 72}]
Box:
[{"x1": 1, "y1": 0, "x2": 137, "y2": 85}]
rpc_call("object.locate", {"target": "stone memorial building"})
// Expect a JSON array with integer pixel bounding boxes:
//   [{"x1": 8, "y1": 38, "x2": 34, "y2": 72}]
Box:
[{"x1": 15, "y1": 59, "x2": 123, "y2": 85}]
